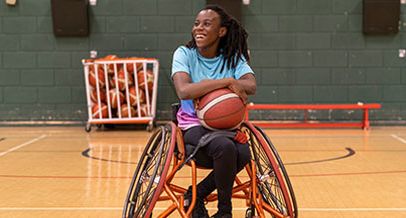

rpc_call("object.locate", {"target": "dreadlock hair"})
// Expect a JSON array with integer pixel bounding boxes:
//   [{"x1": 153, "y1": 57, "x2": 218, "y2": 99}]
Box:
[{"x1": 186, "y1": 4, "x2": 249, "y2": 72}]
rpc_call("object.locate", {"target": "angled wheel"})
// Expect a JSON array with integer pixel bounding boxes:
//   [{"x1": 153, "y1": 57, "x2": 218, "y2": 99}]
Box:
[
  {"x1": 122, "y1": 123, "x2": 176, "y2": 218},
  {"x1": 241, "y1": 122, "x2": 297, "y2": 218}
]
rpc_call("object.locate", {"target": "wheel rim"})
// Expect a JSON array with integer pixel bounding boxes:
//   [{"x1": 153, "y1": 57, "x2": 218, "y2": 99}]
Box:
[
  {"x1": 123, "y1": 126, "x2": 172, "y2": 218},
  {"x1": 255, "y1": 126, "x2": 298, "y2": 218},
  {"x1": 241, "y1": 123, "x2": 295, "y2": 217}
]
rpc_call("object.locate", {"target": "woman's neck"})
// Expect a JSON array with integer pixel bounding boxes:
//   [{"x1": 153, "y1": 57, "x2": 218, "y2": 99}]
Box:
[
  {"x1": 198, "y1": 47, "x2": 217, "y2": 58},
  {"x1": 197, "y1": 40, "x2": 220, "y2": 58}
]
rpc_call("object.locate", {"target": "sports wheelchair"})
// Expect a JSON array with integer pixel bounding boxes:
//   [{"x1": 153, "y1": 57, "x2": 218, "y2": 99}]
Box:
[{"x1": 123, "y1": 104, "x2": 297, "y2": 218}]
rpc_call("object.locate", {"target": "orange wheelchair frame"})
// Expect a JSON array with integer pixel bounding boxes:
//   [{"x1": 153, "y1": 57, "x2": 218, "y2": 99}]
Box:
[{"x1": 122, "y1": 118, "x2": 297, "y2": 218}]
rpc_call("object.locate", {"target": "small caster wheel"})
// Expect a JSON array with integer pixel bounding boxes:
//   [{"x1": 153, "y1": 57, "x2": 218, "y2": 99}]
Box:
[
  {"x1": 96, "y1": 124, "x2": 102, "y2": 129},
  {"x1": 245, "y1": 206, "x2": 257, "y2": 218},
  {"x1": 245, "y1": 208, "x2": 252, "y2": 218},
  {"x1": 85, "y1": 123, "x2": 91, "y2": 132}
]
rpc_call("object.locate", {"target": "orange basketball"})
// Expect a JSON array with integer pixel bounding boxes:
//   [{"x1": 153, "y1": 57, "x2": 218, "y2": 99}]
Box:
[
  {"x1": 89, "y1": 66, "x2": 106, "y2": 88},
  {"x1": 126, "y1": 61, "x2": 142, "y2": 74},
  {"x1": 138, "y1": 104, "x2": 149, "y2": 117},
  {"x1": 118, "y1": 104, "x2": 136, "y2": 118},
  {"x1": 128, "y1": 87, "x2": 145, "y2": 106},
  {"x1": 108, "y1": 89, "x2": 125, "y2": 108},
  {"x1": 101, "y1": 54, "x2": 118, "y2": 75},
  {"x1": 92, "y1": 103, "x2": 108, "y2": 119},
  {"x1": 196, "y1": 88, "x2": 246, "y2": 130},
  {"x1": 137, "y1": 69, "x2": 154, "y2": 92},
  {"x1": 90, "y1": 88, "x2": 107, "y2": 103},
  {"x1": 111, "y1": 69, "x2": 134, "y2": 91}
]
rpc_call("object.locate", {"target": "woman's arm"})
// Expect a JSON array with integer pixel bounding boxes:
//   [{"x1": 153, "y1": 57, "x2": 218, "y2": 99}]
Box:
[
  {"x1": 232, "y1": 73, "x2": 256, "y2": 95},
  {"x1": 172, "y1": 72, "x2": 256, "y2": 103},
  {"x1": 172, "y1": 72, "x2": 233, "y2": 100}
]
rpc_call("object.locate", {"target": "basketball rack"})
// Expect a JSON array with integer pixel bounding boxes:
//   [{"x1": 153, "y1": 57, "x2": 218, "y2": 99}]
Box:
[{"x1": 82, "y1": 56, "x2": 159, "y2": 132}]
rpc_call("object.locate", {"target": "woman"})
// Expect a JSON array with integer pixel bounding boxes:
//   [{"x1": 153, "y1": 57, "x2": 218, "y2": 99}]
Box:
[{"x1": 171, "y1": 5, "x2": 256, "y2": 218}]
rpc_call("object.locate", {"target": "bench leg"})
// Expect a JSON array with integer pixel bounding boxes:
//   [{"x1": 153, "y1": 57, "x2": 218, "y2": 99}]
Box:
[{"x1": 363, "y1": 109, "x2": 370, "y2": 130}]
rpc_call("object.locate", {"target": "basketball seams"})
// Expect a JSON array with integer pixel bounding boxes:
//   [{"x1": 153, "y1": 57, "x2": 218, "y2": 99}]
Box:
[{"x1": 197, "y1": 93, "x2": 240, "y2": 118}]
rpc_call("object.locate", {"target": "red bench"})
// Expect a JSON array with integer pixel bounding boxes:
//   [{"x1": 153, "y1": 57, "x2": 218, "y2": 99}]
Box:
[{"x1": 245, "y1": 103, "x2": 381, "y2": 129}]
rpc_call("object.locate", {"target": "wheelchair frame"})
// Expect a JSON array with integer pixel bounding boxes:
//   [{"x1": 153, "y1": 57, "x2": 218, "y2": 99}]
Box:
[{"x1": 123, "y1": 121, "x2": 297, "y2": 218}]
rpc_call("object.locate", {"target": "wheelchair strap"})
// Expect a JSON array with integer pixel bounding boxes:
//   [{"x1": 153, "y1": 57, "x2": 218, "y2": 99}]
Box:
[{"x1": 179, "y1": 131, "x2": 236, "y2": 170}]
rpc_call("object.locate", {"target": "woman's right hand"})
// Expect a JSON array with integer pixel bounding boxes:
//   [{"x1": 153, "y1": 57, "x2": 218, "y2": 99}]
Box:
[{"x1": 228, "y1": 79, "x2": 248, "y2": 104}]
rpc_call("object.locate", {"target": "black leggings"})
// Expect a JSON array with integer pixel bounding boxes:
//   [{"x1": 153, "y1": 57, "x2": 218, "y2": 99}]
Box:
[{"x1": 183, "y1": 125, "x2": 251, "y2": 214}]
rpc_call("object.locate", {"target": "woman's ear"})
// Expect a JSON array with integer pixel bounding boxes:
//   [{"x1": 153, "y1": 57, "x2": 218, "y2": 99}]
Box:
[{"x1": 219, "y1": 27, "x2": 227, "y2": 37}]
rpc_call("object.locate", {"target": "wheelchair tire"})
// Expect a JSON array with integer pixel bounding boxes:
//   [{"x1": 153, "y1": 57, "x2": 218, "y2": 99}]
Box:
[
  {"x1": 255, "y1": 125, "x2": 298, "y2": 218},
  {"x1": 242, "y1": 122, "x2": 297, "y2": 218},
  {"x1": 122, "y1": 124, "x2": 176, "y2": 218}
]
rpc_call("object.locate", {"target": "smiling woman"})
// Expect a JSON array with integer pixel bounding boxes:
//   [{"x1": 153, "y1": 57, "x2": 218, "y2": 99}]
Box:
[{"x1": 171, "y1": 4, "x2": 256, "y2": 218}]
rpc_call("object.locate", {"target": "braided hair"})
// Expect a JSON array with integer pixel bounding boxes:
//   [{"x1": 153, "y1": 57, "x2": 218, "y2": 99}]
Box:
[{"x1": 186, "y1": 4, "x2": 249, "y2": 72}]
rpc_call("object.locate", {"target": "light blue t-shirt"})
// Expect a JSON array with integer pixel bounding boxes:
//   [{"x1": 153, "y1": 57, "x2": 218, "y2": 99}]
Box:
[{"x1": 171, "y1": 46, "x2": 254, "y2": 130}]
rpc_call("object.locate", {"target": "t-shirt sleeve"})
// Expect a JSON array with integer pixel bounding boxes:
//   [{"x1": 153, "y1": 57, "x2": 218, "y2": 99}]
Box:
[
  {"x1": 171, "y1": 46, "x2": 190, "y2": 77},
  {"x1": 234, "y1": 56, "x2": 254, "y2": 79}
]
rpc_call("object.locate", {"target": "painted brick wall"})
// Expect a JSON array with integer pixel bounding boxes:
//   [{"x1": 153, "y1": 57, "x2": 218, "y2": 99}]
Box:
[{"x1": 0, "y1": 0, "x2": 405, "y2": 123}]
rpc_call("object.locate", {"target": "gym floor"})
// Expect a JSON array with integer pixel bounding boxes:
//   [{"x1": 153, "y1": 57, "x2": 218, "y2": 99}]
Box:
[{"x1": 0, "y1": 126, "x2": 406, "y2": 218}]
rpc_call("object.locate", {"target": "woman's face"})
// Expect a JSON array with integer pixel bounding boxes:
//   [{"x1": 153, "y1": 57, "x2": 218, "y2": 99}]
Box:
[{"x1": 192, "y1": 9, "x2": 226, "y2": 52}]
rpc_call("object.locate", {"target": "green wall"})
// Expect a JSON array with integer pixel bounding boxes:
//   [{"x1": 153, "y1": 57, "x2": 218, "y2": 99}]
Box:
[{"x1": 0, "y1": 0, "x2": 405, "y2": 123}]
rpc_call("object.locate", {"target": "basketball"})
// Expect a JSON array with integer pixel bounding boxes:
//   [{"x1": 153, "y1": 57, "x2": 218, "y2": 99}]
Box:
[
  {"x1": 89, "y1": 66, "x2": 106, "y2": 88},
  {"x1": 128, "y1": 87, "x2": 145, "y2": 106},
  {"x1": 196, "y1": 88, "x2": 246, "y2": 130},
  {"x1": 126, "y1": 61, "x2": 142, "y2": 74},
  {"x1": 112, "y1": 69, "x2": 134, "y2": 91},
  {"x1": 118, "y1": 104, "x2": 136, "y2": 118},
  {"x1": 90, "y1": 88, "x2": 107, "y2": 103},
  {"x1": 102, "y1": 54, "x2": 118, "y2": 75},
  {"x1": 92, "y1": 103, "x2": 108, "y2": 119},
  {"x1": 137, "y1": 69, "x2": 154, "y2": 92},
  {"x1": 109, "y1": 89, "x2": 125, "y2": 108},
  {"x1": 138, "y1": 104, "x2": 149, "y2": 117}
]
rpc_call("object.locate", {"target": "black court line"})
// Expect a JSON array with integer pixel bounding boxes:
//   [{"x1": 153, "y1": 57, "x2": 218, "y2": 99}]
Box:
[
  {"x1": 82, "y1": 147, "x2": 355, "y2": 166},
  {"x1": 81, "y1": 148, "x2": 136, "y2": 164},
  {"x1": 285, "y1": 147, "x2": 355, "y2": 165}
]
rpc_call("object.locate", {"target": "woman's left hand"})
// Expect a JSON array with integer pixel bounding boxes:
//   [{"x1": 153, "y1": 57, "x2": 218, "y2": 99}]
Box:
[{"x1": 228, "y1": 79, "x2": 248, "y2": 104}]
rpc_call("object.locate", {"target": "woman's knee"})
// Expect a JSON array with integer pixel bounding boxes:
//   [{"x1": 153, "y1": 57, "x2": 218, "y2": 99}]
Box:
[
  {"x1": 208, "y1": 138, "x2": 237, "y2": 160},
  {"x1": 237, "y1": 143, "x2": 251, "y2": 169}
]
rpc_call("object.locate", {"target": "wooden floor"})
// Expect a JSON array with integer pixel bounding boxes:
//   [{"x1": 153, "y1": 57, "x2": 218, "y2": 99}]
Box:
[{"x1": 1, "y1": 125, "x2": 406, "y2": 218}]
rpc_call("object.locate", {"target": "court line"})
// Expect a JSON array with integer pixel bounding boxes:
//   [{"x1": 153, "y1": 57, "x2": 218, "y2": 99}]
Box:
[
  {"x1": 391, "y1": 134, "x2": 406, "y2": 144},
  {"x1": 0, "y1": 135, "x2": 47, "y2": 157},
  {"x1": 285, "y1": 147, "x2": 355, "y2": 165},
  {"x1": 2, "y1": 169, "x2": 406, "y2": 179},
  {"x1": 1, "y1": 207, "x2": 406, "y2": 212}
]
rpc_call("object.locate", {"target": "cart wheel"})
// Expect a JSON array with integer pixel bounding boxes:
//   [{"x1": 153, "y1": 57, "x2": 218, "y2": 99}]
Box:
[
  {"x1": 146, "y1": 121, "x2": 155, "y2": 132},
  {"x1": 96, "y1": 124, "x2": 102, "y2": 129},
  {"x1": 85, "y1": 123, "x2": 91, "y2": 132},
  {"x1": 146, "y1": 124, "x2": 154, "y2": 132}
]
